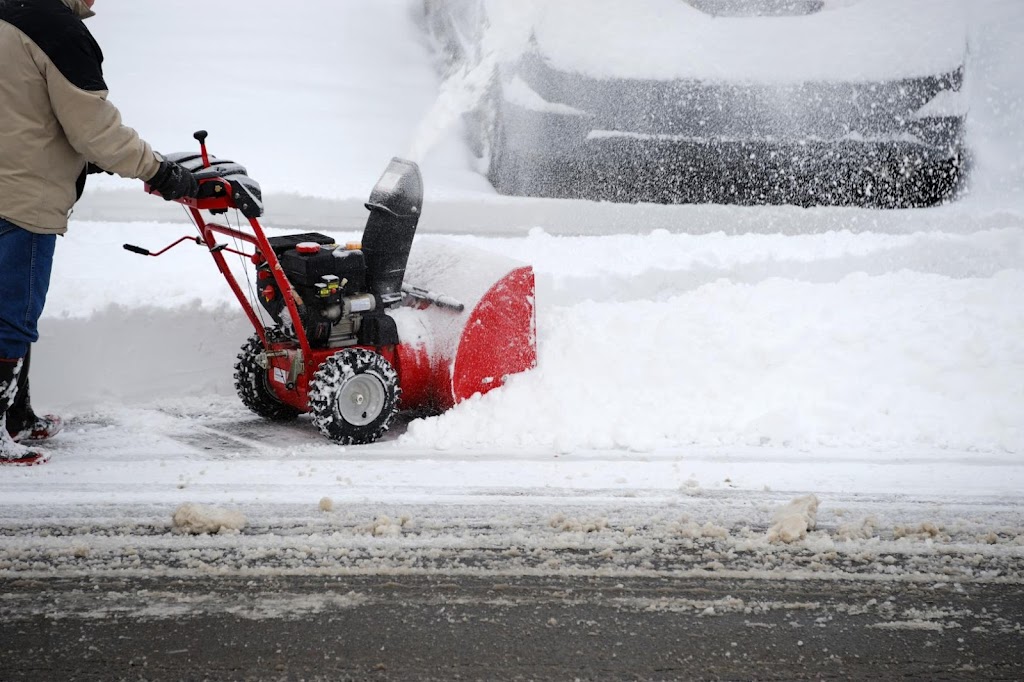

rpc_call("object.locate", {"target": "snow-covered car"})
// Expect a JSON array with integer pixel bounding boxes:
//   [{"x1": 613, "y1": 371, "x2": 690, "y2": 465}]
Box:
[{"x1": 422, "y1": 0, "x2": 968, "y2": 207}]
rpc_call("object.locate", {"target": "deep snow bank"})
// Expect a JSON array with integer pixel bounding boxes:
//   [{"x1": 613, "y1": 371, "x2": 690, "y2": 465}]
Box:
[{"x1": 34, "y1": 220, "x2": 1024, "y2": 455}]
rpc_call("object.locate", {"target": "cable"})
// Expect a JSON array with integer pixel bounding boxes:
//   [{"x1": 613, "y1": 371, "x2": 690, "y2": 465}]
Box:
[{"x1": 230, "y1": 208, "x2": 263, "y2": 328}]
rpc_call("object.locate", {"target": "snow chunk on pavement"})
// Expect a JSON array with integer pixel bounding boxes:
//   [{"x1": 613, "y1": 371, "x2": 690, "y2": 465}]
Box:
[
  {"x1": 767, "y1": 495, "x2": 819, "y2": 544},
  {"x1": 549, "y1": 514, "x2": 608, "y2": 533},
  {"x1": 362, "y1": 515, "x2": 411, "y2": 537},
  {"x1": 172, "y1": 503, "x2": 246, "y2": 535},
  {"x1": 836, "y1": 516, "x2": 878, "y2": 541},
  {"x1": 674, "y1": 520, "x2": 729, "y2": 540}
]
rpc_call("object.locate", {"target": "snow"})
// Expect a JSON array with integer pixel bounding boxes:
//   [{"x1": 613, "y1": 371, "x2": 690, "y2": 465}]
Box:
[
  {"x1": 768, "y1": 495, "x2": 820, "y2": 544},
  {"x1": 503, "y1": 0, "x2": 967, "y2": 83},
  {"x1": 2, "y1": 0, "x2": 1023, "y2": 580},
  {"x1": 171, "y1": 503, "x2": 247, "y2": 535}
]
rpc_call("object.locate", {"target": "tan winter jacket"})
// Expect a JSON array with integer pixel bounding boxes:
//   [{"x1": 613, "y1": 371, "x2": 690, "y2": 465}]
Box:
[{"x1": 0, "y1": 0, "x2": 161, "y2": 234}]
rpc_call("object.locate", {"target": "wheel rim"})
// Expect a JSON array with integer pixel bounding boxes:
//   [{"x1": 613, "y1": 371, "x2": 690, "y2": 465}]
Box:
[{"x1": 337, "y1": 373, "x2": 387, "y2": 426}]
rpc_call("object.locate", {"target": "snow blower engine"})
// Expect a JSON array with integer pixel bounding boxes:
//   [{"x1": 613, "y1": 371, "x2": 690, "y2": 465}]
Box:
[
  {"x1": 253, "y1": 163, "x2": 445, "y2": 351},
  {"x1": 127, "y1": 131, "x2": 536, "y2": 445}
]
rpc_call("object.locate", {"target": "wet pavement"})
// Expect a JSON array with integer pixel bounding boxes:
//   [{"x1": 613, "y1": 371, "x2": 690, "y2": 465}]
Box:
[{"x1": 3, "y1": 573, "x2": 1023, "y2": 681}]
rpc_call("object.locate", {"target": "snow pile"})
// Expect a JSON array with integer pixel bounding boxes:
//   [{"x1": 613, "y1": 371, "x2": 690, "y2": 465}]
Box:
[
  {"x1": 548, "y1": 514, "x2": 608, "y2": 533},
  {"x1": 835, "y1": 516, "x2": 878, "y2": 542},
  {"x1": 767, "y1": 495, "x2": 820, "y2": 544},
  {"x1": 32, "y1": 221, "x2": 1024, "y2": 457},
  {"x1": 532, "y1": 0, "x2": 966, "y2": 82},
  {"x1": 893, "y1": 523, "x2": 946, "y2": 541},
  {"x1": 362, "y1": 515, "x2": 412, "y2": 537},
  {"x1": 401, "y1": 265, "x2": 1024, "y2": 454},
  {"x1": 172, "y1": 503, "x2": 246, "y2": 535},
  {"x1": 673, "y1": 521, "x2": 730, "y2": 540}
]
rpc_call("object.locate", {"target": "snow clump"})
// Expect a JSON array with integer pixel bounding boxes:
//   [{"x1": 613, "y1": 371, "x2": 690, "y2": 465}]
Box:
[
  {"x1": 319, "y1": 497, "x2": 334, "y2": 512},
  {"x1": 362, "y1": 515, "x2": 411, "y2": 537},
  {"x1": 836, "y1": 516, "x2": 878, "y2": 541},
  {"x1": 548, "y1": 513, "x2": 608, "y2": 533},
  {"x1": 767, "y1": 494, "x2": 819, "y2": 544},
  {"x1": 172, "y1": 503, "x2": 246, "y2": 535}
]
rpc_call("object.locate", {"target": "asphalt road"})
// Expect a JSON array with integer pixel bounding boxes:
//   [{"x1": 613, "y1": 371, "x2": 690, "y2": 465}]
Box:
[{"x1": 3, "y1": 574, "x2": 1023, "y2": 681}]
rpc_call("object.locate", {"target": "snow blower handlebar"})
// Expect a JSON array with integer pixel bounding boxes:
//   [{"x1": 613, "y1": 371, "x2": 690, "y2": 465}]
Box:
[
  {"x1": 122, "y1": 235, "x2": 203, "y2": 257},
  {"x1": 132, "y1": 130, "x2": 313, "y2": 356},
  {"x1": 122, "y1": 235, "x2": 244, "y2": 258}
]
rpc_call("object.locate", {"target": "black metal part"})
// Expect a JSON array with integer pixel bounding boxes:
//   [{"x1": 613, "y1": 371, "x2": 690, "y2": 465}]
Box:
[
  {"x1": 230, "y1": 175, "x2": 264, "y2": 218},
  {"x1": 259, "y1": 237, "x2": 376, "y2": 349},
  {"x1": 267, "y1": 233, "x2": 337, "y2": 257},
  {"x1": 279, "y1": 246, "x2": 365, "y2": 292},
  {"x1": 357, "y1": 313, "x2": 400, "y2": 347},
  {"x1": 161, "y1": 152, "x2": 264, "y2": 217},
  {"x1": 253, "y1": 160, "x2": 423, "y2": 350},
  {"x1": 360, "y1": 158, "x2": 423, "y2": 308},
  {"x1": 402, "y1": 284, "x2": 465, "y2": 313}
]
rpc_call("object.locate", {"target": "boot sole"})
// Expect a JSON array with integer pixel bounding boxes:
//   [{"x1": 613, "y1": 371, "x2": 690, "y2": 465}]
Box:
[{"x1": 0, "y1": 451, "x2": 51, "y2": 466}]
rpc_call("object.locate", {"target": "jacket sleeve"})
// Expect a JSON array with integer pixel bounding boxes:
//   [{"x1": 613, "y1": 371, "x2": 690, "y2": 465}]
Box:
[{"x1": 43, "y1": 61, "x2": 162, "y2": 182}]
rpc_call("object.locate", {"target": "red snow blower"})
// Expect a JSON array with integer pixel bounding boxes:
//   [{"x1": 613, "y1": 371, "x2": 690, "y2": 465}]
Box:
[{"x1": 125, "y1": 131, "x2": 536, "y2": 444}]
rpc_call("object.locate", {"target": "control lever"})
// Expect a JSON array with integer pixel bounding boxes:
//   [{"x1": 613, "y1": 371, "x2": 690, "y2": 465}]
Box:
[{"x1": 194, "y1": 130, "x2": 210, "y2": 168}]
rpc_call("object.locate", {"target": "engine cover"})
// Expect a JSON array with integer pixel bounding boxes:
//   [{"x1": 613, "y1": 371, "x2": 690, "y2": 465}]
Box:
[{"x1": 279, "y1": 244, "x2": 366, "y2": 294}]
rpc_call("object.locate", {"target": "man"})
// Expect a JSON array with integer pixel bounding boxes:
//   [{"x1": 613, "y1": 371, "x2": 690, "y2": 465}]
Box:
[{"x1": 0, "y1": 0, "x2": 198, "y2": 465}]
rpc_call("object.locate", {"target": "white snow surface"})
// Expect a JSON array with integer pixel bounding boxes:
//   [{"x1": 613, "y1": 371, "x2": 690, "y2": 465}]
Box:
[
  {"x1": 530, "y1": 0, "x2": 968, "y2": 82},
  {"x1": 2, "y1": 0, "x2": 1024, "y2": 572},
  {"x1": 21, "y1": 216, "x2": 1024, "y2": 500}
]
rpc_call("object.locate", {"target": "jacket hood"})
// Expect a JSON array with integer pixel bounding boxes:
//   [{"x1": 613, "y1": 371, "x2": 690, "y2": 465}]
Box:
[{"x1": 61, "y1": 0, "x2": 95, "y2": 20}]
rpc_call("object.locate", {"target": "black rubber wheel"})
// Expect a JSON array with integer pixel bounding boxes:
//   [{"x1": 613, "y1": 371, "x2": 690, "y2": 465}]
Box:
[
  {"x1": 233, "y1": 334, "x2": 302, "y2": 421},
  {"x1": 308, "y1": 348, "x2": 400, "y2": 445}
]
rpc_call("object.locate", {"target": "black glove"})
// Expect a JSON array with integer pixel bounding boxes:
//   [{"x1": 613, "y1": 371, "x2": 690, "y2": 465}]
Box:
[{"x1": 148, "y1": 160, "x2": 199, "y2": 201}]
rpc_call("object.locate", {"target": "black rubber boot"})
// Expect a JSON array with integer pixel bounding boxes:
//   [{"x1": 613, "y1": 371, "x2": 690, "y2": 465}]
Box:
[
  {"x1": 1, "y1": 357, "x2": 50, "y2": 466},
  {"x1": 5, "y1": 347, "x2": 62, "y2": 443}
]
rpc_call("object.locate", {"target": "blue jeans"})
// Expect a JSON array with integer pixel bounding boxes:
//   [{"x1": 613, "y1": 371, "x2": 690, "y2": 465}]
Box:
[{"x1": 0, "y1": 218, "x2": 56, "y2": 359}]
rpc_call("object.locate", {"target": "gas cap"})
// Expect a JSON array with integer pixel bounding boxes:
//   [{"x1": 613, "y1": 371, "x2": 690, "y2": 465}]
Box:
[{"x1": 296, "y1": 242, "x2": 322, "y2": 255}]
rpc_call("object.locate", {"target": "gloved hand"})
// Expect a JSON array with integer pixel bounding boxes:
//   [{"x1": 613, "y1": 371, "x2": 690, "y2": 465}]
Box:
[{"x1": 148, "y1": 160, "x2": 199, "y2": 201}]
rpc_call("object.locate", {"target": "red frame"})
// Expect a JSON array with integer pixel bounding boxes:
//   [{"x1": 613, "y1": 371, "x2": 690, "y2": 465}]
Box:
[
  {"x1": 144, "y1": 153, "x2": 536, "y2": 416},
  {"x1": 154, "y1": 180, "x2": 401, "y2": 412}
]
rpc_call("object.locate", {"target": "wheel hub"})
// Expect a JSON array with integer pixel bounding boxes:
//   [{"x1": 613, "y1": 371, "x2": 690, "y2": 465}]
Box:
[{"x1": 338, "y1": 374, "x2": 386, "y2": 426}]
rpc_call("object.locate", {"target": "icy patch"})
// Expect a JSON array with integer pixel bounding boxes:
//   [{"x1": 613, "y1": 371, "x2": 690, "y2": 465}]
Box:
[
  {"x1": 768, "y1": 495, "x2": 820, "y2": 544},
  {"x1": 172, "y1": 503, "x2": 246, "y2": 535}
]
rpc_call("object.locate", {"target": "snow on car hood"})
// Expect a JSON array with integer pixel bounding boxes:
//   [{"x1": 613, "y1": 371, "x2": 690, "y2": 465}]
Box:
[{"x1": 526, "y1": 0, "x2": 966, "y2": 83}]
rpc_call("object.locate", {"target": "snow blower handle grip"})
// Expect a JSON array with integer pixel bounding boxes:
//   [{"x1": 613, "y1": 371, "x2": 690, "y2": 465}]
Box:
[
  {"x1": 123, "y1": 243, "x2": 151, "y2": 256},
  {"x1": 123, "y1": 236, "x2": 203, "y2": 258}
]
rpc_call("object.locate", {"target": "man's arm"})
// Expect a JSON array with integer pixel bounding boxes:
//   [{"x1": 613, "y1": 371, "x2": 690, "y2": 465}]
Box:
[{"x1": 42, "y1": 56, "x2": 160, "y2": 182}]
